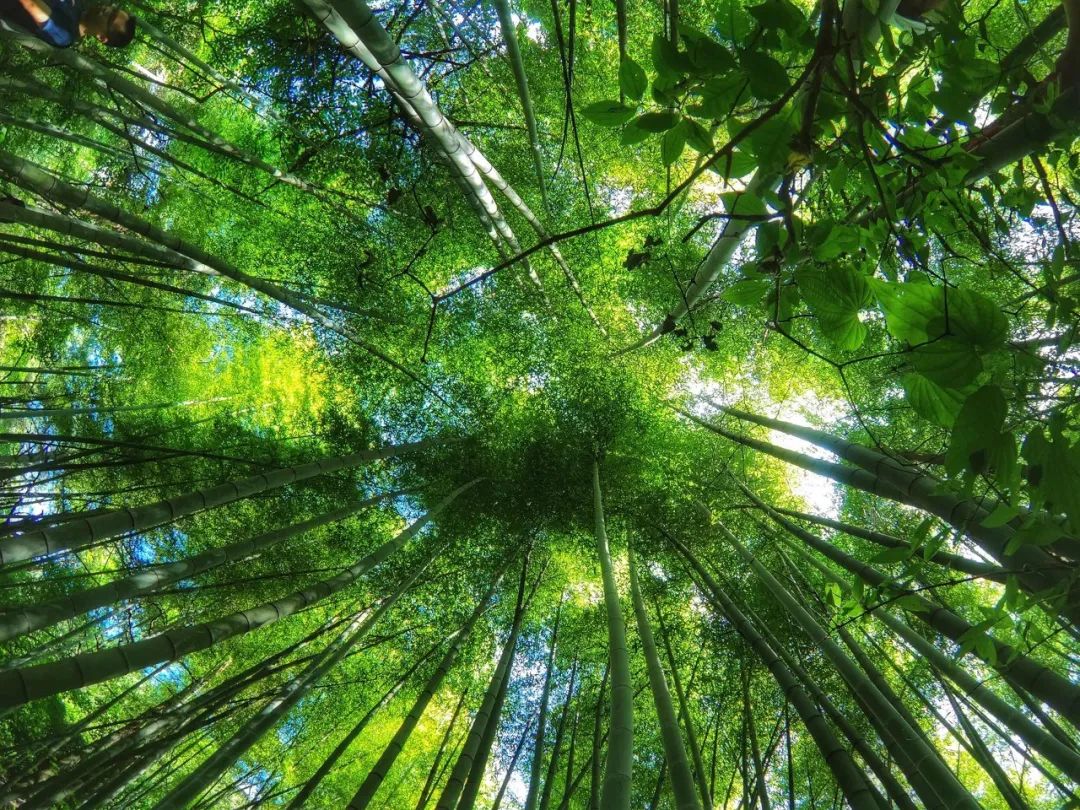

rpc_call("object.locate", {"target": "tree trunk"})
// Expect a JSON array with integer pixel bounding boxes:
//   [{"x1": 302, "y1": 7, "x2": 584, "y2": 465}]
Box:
[
  {"x1": 783, "y1": 537, "x2": 1080, "y2": 782},
  {"x1": 2, "y1": 31, "x2": 328, "y2": 195},
  {"x1": 722, "y1": 406, "x2": 1079, "y2": 571},
  {"x1": 718, "y1": 522, "x2": 979, "y2": 809},
  {"x1": 555, "y1": 706, "x2": 580, "y2": 810},
  {"x1": 0, "y1": 491, "x2": 400, "y2": 640},
  {"x1": 592, "y1": 458, "x2": 633, "y2": 810},
  {"x1": 760, "y1": 494, "x2": 1080, "y2": 726},
  {"x1": 525, "y1": 596, "x2": 563, "y2": 810},
  {"x1": 0, "y1": 482, "x2": 475, "y2": 708},
  {"x1": 491, "y1": 716, "x2": 537, "y2": 810},
  {"x1": 666, "y1": 532, "x2": 883, "y2": 810},
  {"x1": 774, "y1": 506, "x2": 1007, "y2": 582},
  {"x1": 413, "y1": 688, "x2": 470, "y2": 810},
  {"x1": 742, "y1": 664, "x2": 773, "y2": 810},
  {"x1": 683, "y1": 409, "x2": 1068, "y2": 612},
  {"x1": 538, "y1": 660, "x2": 577, "y2": 810},
  {"x1": 656, "y1": 607, "x2": 712, "y2": 810},
  {"x1": 940, "y1": 675, "x2": 1029, "y2": 810},
  {"x1": 153, "y1": 559, "x2": 431, "y2": 808},
  {"x1": 0, "y1": 151, "x2": 431, "y2": 394},
  {"x1": 733, "y1": 594, "x2": 918, "y2": 810},
  {"x1": 588, "y1": 663, "x2": 608, "y2": 810},
  {"x1": 289, "y1": 639, "x2": 445, "y2": 809},
  {"x1": 436, "y1": 553, "x2": 530, "y2": 810},
  {"x1": 492, "y1": 0, "x2": 548, "y2": 208},
  {"x1": 346, "y1": 552, "x2": 511, "y2": 809},
  {"x1": 628, "y1": 544, "x2": 702, "y2": 810},
  {"x1": 0, "y1": 431, "x2": 426, "y2": 566}
]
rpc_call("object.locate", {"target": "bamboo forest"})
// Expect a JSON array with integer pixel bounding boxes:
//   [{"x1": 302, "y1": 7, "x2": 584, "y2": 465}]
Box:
[{"x1": 1, "y1": 0, "x2": 1079, "y2": 804}]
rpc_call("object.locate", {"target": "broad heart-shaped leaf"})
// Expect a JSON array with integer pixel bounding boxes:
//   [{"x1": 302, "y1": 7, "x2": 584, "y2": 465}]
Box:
[
  {"x1": 721, "y1": 278, "x2": 772, "y2": 305},
  {"x1": 619, "y1": 58, "x2": 648, "y2": 101},
  {"x1": 743, "y1": 114, "x2": 797, "y2": 173},
  {"x1": 739, "y1": 50, "x2": 789, "y2": 100},
  {"x1": 797, "y1": 267, "x2": 871, "y2": 313},
  {"x1": 910, "y1": 338, "x2": 983, "y2": 387},
  {"x1": 984, "y1": 430, "x2": 1019, "y2": 492},
  {"x1": 581, "y1": 101, "x2": 637, "y2": 127},
  {"x1": 748, "y1": 0, "x2": 806, "y2": 34},
  {"x1": 715, "y1": 0, "x2": 754, "y2": 40},
  {"x1": 902, "y1": 373, "x2": 969, "y2": 427},
  {"x1": 719, "y1": 190, "x2": 766, "y2": 217},
  {"x1": 766, "y1": 283, "x2": 800, "y2": 323},
  {"x1": 1005, "y1": 519, "x2": 1065, "y2": 556},
  {"x1": 651, "y1": 74, "x2": 680, "y2": 106},
  {"x1": 620, "y1": 122, "x2": 651, "y2": 145},
  {"x1": 812, "y1": 224, "x2": 861, "y2": 261},
  {"x1": 636, "y1": 111, "x2": 681, "y2": 132},
  {"x1": 870, "y1": 547, "x2": 913, "y2": 564},
  {"x1": 709, "y1": 149, "x2": 756, "y2": 180},
  {"x1": 945, "y1": 289, "x2": 1009, "y2": 351},
  {"x1": 818, "y1": 314, "x2": 868, "y2": 351},
  {"x1": 871, "y1": 279, "x2": 1009, "y2": 355},
  {"x1": 694, "y1": 74, "x2": 747, "y2": 119},
  {"x1": 1035, "y1": 433, "x2": 1080, "y2": 533},
  {"x1": 891, "y1": 595, "x2": 931, "y2": 613},
  {"x1": 869, "y1": 279, "x2": 944, "y2": 344},
  {"x1": 687, "y1": 36, "x2": 736, "y2": 75},
  {"x1": 945, "y1": 384, "x2": 1006, "y2": 476},
  {"x1": 796, "y1": 267, "x2": 871, "y2": 350},
  {"x1": 684, "y1": 118, "x2": 714, "y2": 153},
  {"x1": 661, "y1": 123, "x2": 687, "y2": 166},
  {"x1": 929, "y1": 82, "x2": 981, "y2": 123},
  {"x1": 981, "y1": 501, "x2": 1021, "y2": 528},
  {"x1": 652, "y1": 34, "x2": 693, "y2": 79}
]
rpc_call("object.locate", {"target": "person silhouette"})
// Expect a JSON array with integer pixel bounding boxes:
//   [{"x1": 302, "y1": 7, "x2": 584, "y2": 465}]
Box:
[{"x1": 0, "y1": 0, "x2": 134, "y2": 48}]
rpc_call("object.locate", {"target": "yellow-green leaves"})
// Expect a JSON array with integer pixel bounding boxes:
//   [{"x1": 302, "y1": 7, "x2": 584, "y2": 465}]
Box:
[
  {"x1": 901, "y1": 374, "x2": 971, "y2": 427},
  {"x1": 869, "y1": 279, "x2": 944, "y2": 345},
  {"x1": 722, "y1": 278, "x2": 772, "y2": 306},
  {"x1": 796, "y1": 266, "x2": 872, "y2": 351}
]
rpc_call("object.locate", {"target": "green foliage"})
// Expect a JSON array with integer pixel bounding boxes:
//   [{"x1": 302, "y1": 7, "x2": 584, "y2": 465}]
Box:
[{"x1": 0, "y1": 0, "x2": 1077, "y2": 806}]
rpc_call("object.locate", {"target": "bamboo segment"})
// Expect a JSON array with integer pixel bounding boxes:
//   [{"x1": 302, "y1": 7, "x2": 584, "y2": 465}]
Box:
[
  {"x1": 592, "y1": 459, "x2": 633, "y2": 810},
  {"x1": 628, "y1": 545, "x2": 702, "y2": 810},
  {"x1": 0, "y1": 432, "x2": 425, "y2": 566},
  {"x1": 0, "y1": 481, "x2": 476, "y2": 708},
  {"x1": 0, "y1": 491, "x2": 401, "y2": 640},
  {"x1": 346, "y1": 554, "x2": 511, "y2": 810},
  {"x1": 667, "y1": 532, "x2": 884, "y2": 810}
]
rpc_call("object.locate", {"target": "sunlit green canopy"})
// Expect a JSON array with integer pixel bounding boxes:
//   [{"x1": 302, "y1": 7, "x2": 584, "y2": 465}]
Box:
[{"x1": 0, "y1": 0, "x2": 1078, "y2": 806}]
